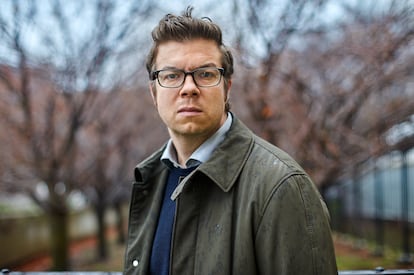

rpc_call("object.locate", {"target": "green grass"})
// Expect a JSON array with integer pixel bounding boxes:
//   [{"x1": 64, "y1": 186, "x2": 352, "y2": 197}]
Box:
[
  {"x1": 336, "y1": 251, "x2": 400, "y2": 270},
  {"x1": 334, "y1": 233, "x2": 414, "y2": 271},
  {"x1": 72, "y1": 240, "x2": 125, "y2": 271}
]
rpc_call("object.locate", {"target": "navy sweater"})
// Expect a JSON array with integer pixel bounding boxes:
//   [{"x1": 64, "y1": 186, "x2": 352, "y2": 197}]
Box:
[{"x1": 149, "y1": 165, "x2": 197, "y2": 275}]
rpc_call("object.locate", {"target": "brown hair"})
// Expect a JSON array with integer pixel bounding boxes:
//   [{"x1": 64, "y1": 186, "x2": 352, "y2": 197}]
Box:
[{"x1": 146, "y1": 6, "x2": 234, "y2": 110}]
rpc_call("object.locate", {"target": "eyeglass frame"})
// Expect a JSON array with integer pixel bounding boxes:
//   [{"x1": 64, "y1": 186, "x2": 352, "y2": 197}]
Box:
[{"x1": 150, "y1": 67, "x2": 225, "y2": 88}]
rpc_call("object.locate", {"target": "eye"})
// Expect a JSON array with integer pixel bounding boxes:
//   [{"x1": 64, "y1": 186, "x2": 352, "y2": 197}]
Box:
[
  {"x1": 197, "y1": 69, "x2": 217, "y2": 79},
  {"x1": 159, "y1": 70, "x2": 182, "y2": 82},
  {"x1": 164, "y1": 72, "x2": 180, "y2": 80}
]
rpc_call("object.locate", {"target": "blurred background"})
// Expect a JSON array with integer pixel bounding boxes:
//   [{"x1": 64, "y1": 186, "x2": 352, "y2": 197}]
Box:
[{"x1": 0, "y1": 0, "x2": 413, "y2": 272}]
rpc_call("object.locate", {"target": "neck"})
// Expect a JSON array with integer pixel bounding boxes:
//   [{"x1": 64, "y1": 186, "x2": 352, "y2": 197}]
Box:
[
  {"x1": 170, "y1": 134, "x2": 208, "y2": 167},
  {"x1": 169, "y1": 113, "x2": 229, "y2": 167}
]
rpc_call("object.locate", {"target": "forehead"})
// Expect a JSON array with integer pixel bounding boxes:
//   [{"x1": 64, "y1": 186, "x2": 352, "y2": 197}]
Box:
[{"x1": 155, "y1": 39, "x2": 222, "y2": 69}]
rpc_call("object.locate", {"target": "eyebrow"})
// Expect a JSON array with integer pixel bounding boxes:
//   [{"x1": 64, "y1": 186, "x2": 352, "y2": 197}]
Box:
[
  {"x1": 159, "y1": 66, "x2": 179, "y2": 71},
  {"x1": 158, "y1": 63, "x2": 218, "y2": 71}
]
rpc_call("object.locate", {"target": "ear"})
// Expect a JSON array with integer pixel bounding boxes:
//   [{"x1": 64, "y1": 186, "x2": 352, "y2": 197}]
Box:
[
  {"x1": 225, "y1": 79, "x2": 232, "y2": 101},
  {"x1": 227, "y1": 79, "x2": 232, "y2": 92},
  {"x1": 149, "y1": 82, "x2": 157, "y2": 107}
]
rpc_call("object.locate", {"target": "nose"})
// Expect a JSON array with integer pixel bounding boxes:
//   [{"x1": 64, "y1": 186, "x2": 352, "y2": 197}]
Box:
[{"x1": 179, "y1": 74, "x2": 200, "y2": 96}]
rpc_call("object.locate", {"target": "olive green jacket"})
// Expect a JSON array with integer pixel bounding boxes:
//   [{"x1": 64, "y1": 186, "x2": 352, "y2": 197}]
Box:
[{"x1": 124, "y1": 116, "x2": 338, "y2": 275}]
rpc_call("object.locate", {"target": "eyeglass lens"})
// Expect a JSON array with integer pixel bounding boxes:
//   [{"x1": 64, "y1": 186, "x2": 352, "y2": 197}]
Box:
[{"x1": 157, "y1": 67, "x2": 222, "y2": 88}]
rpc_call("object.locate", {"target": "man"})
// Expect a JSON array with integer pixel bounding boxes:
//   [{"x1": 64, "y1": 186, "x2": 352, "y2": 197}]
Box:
[{"x1": 124, "y1": 6, "x2": 338, "y2": 275}]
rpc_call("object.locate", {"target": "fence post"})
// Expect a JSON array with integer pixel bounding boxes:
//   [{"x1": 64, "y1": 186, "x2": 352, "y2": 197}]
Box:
[
  {"x1": 373, "y1": 159, "x2": 384, "y2": 256},
  {"x1": 352, "y1": 167, "x2": 363, "y2": 248},
  {"x1": 398, "y1": 150, "x2": 412, "y2": 264}
]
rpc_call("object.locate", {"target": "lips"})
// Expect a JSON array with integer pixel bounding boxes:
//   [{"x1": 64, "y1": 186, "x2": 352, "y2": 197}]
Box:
[{"x1": 178, "y1": 106, "x2": 202, "y2": 113}]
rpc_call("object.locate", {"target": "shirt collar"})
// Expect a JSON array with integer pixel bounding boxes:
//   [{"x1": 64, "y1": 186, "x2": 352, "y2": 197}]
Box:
[{"x1": 161, "y1": 113, "x2": 233, "y2": 169}]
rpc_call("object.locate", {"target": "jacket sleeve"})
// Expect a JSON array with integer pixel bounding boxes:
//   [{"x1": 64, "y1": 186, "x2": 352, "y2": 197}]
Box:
[{"x1": 254, "y1": 174, "x2": 338, "y2": 275}]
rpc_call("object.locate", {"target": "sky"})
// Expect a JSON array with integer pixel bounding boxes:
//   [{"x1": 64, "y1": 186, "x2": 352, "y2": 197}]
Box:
[
  {"x1": 0, "y1": 0, "x2": 407, "y2": 89},
  {"x1": 0, "y1": 0, "x2": 400, "y2": 63}
]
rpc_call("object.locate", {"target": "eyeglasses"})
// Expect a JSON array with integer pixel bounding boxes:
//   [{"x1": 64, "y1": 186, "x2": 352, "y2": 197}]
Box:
[{"x1": 150, "y1": 67, "x2": 224, "y2": 88}]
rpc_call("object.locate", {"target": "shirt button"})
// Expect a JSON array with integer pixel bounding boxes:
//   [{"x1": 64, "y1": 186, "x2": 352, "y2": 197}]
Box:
[{"x1": 132, "y1": 259, "x2": 139, "y2": 267}]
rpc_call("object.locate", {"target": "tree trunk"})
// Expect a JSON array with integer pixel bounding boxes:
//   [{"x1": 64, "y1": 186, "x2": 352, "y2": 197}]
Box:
[
  {"x1": 49, "y1": 208, "x2": 70, "y2": 270},
  {"x1": 95, "y1": 202, "x2": 108, "y2": 260},
  {"x1": 114, "y1": 202, "x2": 126, "y2": 244}
]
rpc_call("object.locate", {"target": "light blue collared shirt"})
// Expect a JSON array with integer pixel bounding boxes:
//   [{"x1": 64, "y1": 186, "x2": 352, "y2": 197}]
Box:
[{"x1": 161, "y1": 113, "x2": 233, "y2": 168}]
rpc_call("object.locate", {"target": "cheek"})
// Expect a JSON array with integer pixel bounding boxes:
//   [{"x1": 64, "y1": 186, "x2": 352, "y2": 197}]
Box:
[
  {"x1": 155, "y1": 94, "x2": 175, "y2": 117},
  {"x1": 208, "y1": 92, "x2": 226, "y2": 113}
]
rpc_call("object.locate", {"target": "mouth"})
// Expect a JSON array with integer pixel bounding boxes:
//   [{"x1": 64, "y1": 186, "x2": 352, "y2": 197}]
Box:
[{"x1": 178, "y1": 106, "x2": 202, "y2": 113}]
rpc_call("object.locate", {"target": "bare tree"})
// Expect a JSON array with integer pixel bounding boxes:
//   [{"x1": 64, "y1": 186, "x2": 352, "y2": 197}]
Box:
[
  {"x1": 231, "y1": 0, "x2": 414, "y2": 189},
  {"x1": 292, "y1": 1, "x2": 414, "y2": 187},
  {"x1": 70, "y1": 87, "x2": 166, "y2": 260},
  {"x1": 0, "y1": 1, "x2": 155, "y2": 270},
  {"x1": 230, "y1": 0, "x2": 329, "y2": 144}
]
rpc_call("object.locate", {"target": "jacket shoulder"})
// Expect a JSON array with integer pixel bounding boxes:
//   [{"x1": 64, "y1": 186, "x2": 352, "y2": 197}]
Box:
[
  {"x1": 249, "y1": 134, "x2": 308, "y2": 179},
  {"x1": 134, "y1": 145, "x2": 166, "y2": 182}
]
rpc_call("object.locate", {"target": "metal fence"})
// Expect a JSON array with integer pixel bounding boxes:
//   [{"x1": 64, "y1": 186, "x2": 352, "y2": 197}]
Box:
[
  {"x1": 3, "y1": 270, "x2": 414, "y2": 274},
  {"x1": 325, "y1": 149, "x2": 414, "y2": 261}
]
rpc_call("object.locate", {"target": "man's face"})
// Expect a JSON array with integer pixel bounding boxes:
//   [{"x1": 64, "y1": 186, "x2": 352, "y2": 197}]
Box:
[{"x1": 150, "y1": 39, "x2": 231, "y2": 141}]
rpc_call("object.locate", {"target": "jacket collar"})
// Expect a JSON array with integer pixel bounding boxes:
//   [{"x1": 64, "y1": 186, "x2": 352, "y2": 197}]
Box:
[
  {"x1": 135, "y1": 115, "x2": 254, "y2": 193},
  {"x1": 197, "y1": 117, "x2": 254, "y2": 192},
  {"x1": 134, "y1": 146, "x2": 166, "y2": 183}
]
